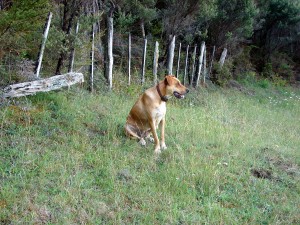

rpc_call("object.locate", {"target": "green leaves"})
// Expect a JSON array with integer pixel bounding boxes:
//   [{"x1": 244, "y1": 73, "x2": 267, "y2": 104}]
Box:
[
  {"x1": 0, "y1": 0, "x2": 49, "y2": 36},
  {"x1": 0, "y1": 0, "x2": 50, "y2": 58}
]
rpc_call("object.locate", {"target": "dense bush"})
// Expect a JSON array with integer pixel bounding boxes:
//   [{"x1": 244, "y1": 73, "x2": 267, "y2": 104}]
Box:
[{"x1": 0, "y1": 0, "x2": 299, "y2": 87}]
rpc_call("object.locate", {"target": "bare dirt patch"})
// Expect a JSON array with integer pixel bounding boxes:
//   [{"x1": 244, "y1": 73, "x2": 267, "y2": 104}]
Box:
[
  {"x1": 252, "y1": 147, "x2": 300, "y2": 183},
  {"x1": 251, "y1": 168, "x2": 272, "y2": 179},
  {"x1": 265, "y1": 155, "x2": 300, "y2": 177}
]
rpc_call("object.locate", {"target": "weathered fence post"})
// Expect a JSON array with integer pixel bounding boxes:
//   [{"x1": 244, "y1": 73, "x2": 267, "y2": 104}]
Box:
[
  {"x1": 176, "y1": 42, "x2": 181, "y2": 78},
  {"x1": 68, "y1": 21, "x2": 79, "y2": 73},
  {"x1": 183, "y1": 45, "x2": 189, "y2": 85},
  {"x1": 106, "y1": 3, "x2": 114, "y2": 89},
  {"x1": 219, "y1": 48, "x2": 227, "y2": 68},
  {"x1": 153, "y1": 41, "x2": 159, "y2": 84},
  {"x1": 35, "y1": 12, "x2": 52, "y2": 78},
  {"x1": 128, "y1": 33, "x2": 131, "y2": 85},
  {"x1": 208, "y1": 45, "x2": 215, "y2": 78},
  {"x1": 89, "y1": 23, "x2": 95, "y2": 92},
  {"x1": 203, "y1": 47, "x2": 207, "y2": 85},
  {"x1": 141, "y1": 37, "x2": 147, "y2": 84},
  {"x1": 196, "y1": 42, "x2": 205, "y2": 87},
  {"x1": 167, "y1": 35, "x2": 176, "y2": 74},
  {"x1": 191, "y1": 44, "x2": 197, "y2": 85}
]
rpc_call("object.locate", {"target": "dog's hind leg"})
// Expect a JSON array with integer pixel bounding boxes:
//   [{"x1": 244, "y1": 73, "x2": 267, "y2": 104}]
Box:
[
  {"x1": 124, "y1": 124, "x2": 146, "y2": 146},
  {"x1": 144, "y1": 129, "x2": 154, "y2": 143}
]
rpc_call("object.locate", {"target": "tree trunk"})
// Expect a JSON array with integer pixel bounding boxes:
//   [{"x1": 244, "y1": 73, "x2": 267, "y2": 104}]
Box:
[
  {"x1": 55, "y1": 0, "x2": 77, "y2": 75},
  {"x1": 208, "y1": 45, "x2": 215, "y2": 78},
  {"x1": 2, "y1": 73, "x2": 84, "y2": 98},
  {"x1": 140, "y1": 20, "x2": 145, "y2": 39},
  {"x1": 95, "y1": 0, "x2": 104, "y2": 66}
]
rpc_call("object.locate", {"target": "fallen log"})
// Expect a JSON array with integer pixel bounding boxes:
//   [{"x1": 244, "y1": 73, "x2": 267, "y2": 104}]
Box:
[{"x1": 1, "y1": 72, "x2": 84, "y2": 98}]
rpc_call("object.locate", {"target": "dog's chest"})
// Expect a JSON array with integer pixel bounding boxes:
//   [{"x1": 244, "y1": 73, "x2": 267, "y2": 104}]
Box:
[{"x1": 153, "y1": 103, "x2": 166, "y2": 122}]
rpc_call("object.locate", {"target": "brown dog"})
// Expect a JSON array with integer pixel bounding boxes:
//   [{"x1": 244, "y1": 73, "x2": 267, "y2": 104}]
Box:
[{"x1": 125, "y1": 75, "x2": 189, "y2": 154}]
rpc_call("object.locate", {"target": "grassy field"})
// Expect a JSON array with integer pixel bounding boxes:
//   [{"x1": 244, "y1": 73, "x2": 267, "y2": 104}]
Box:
[{"x1": 0, "y1": 79, "x2": 300, "y2": 224}]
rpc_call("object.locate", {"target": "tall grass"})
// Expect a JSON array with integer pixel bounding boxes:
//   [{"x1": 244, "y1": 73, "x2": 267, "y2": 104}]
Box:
[{"x1": 0, "y1": 78, "x2": 300, "y2": 224}]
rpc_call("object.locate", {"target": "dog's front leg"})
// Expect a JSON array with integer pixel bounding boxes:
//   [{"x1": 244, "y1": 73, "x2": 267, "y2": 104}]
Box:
[
  {"x1": 149, "y1": 119, "x2": 161, "y2": 154},
  {"x1": 160, "y1": 117, "x2": 167, "y2": 150}
]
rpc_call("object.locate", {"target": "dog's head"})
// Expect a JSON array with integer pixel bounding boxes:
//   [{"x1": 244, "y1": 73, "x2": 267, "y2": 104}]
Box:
[{"x1": 164, "y1": 75, "x2": 189, "y2": 99}]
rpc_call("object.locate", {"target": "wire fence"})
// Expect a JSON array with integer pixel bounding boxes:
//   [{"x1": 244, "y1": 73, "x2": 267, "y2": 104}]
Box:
[
  {"x1": 110, "y1": 32, "x2": 223, "y2": 86},
  {"x1": 0, "y1": 20, "x2": 227, "y2": 91}
]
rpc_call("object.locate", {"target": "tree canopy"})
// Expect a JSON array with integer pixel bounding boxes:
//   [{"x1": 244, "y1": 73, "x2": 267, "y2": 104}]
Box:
[{"x1": 0, "y1": 0, "x2": 299, "y2": 85}]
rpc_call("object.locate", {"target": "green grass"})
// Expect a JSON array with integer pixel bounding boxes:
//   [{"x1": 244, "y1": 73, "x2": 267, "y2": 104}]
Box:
[{"x1": 0, "y1": 80, "x2": 300, "y2": 224}]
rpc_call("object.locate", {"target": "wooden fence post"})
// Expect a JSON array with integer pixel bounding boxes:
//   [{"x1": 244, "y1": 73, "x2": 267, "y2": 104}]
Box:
[
  {"x1": 183, "y1": 45, "x2": 189, "y2": 85},
  {"x1": 176, "y1": 42, "x2": 181, "y2": 78},
  {"x1": 106, "y1": 15, "x2": 114, "y2": 89},
  {"x1": 68, "y1": 21, "x2": 79, "y2": 73},
  {"x1": 141, "y1": 37, "x2": 147, "y2": 84},
  {"x1": 191, "y1": 44, "x2": 197, "y2": 85},
  {"x1": 208, "y1": 45, "x2": 215, "y2": 78},
  {"x1": 167, "y1": 35, "x2": 176, "y2": 74},
  {"x1": 196, "y1": 42, "x2": 205, "y2": 87},
  {"x1": 219, "y1": 48, "x2": 227, "y2": 68},
  {"x1": 35, "y1": 12, "x2": 52, "y2": 78},
  {"x1": 89, "y1": 23, "x2": 95, "y2": 92},
  {"x1": 128, "y1": 33, "x2": 131, "y2": 85},
  {"x1": 203, "y1": 47, "x2": 207, "y2": 85},
  {"x1": 153, "y1": 41, "x2": 159, "y2": 84}
]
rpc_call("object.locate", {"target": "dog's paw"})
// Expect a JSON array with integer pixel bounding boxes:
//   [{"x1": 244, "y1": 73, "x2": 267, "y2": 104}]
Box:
[
  {"x1": 139, "y1": 138, "x2": 146, "y2": 146},
  {"x1": 161, "y1": 143, "x2": 167, "y2": 150},
  {"x1": 147, "y1": 137, "x2": 154, "y2": 143},
  {"x1": 154, "y1": 149, "x2": 161, "y2": 155},
  {"x1": 154, "y1": 146, "x2": 161, "y2": 154}
]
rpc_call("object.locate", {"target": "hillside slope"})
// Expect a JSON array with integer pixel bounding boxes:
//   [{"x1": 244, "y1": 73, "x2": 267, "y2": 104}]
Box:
[{"x1": 1, "y1": 84, "x2": 300, "y2": 224}]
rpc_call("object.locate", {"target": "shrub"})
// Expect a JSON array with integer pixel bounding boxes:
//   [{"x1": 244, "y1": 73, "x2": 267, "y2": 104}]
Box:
[
  {"x1": 262, "y1": 62, "x2": 274, "y2": 78},
  {"x1": 263, "y1": 52, "x2": 295, "y2": 81},
  {"x1": 238, "y1": 71, "x2": 257, "y2": 86},
  {"x1": 233, "y1": 46, "x2": 255, "y2": 79},
  {"x1": 257, "y1": 78, "x2": 270, "y2": 89},
  {"x1": 271, "y1": 74, "x2": 287, "y2": 87},
  {"x1": 211, "y1": 60, "x2": 233, "y2": 86}
]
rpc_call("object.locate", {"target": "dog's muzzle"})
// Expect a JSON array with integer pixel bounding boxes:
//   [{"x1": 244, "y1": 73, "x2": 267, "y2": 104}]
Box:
[{"x1": 173, "y1": 89, "x2": 189, "y2": 99}]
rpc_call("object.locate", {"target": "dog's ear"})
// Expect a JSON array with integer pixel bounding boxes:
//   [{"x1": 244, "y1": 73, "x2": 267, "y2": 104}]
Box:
[
  {"x1": 165, "y1": 75, "x2": 175, "y2": 86},
  {"x1": 164, "y1": 76, "x2": 169, "y2": 86}
]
